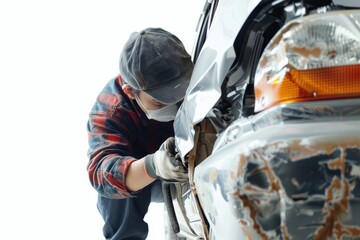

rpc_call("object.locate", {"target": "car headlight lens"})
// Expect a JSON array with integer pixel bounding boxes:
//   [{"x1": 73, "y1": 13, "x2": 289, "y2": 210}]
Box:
[{"x1": 254, "y1": 10, "x2": 360, "y2": 112}]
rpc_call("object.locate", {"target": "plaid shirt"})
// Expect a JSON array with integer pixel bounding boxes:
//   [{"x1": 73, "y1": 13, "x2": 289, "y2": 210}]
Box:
[{"x1": 87, "y1": 75, "x2": 174, "y2": 199}]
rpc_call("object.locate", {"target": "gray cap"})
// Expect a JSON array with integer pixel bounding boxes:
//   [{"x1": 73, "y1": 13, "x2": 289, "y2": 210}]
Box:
[{"x1": 119, "y1": 27, "x2": 194, "y2": 104}]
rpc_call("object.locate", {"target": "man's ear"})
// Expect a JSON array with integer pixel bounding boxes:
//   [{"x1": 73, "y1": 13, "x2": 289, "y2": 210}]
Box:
[{"x1": 122, "y1": 84, "x2": 136, "y2": 99}]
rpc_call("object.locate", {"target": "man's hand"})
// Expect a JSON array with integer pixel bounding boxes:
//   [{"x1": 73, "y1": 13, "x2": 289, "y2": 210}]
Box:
[{"x1": 144, "y1": 137, "x2": 188, "y2": 181}]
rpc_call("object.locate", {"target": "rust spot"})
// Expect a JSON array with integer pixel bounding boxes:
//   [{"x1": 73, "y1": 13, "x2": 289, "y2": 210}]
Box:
[
  {"x1": 314, "y1": 177, "x2": 353, "y2": 239},
  {"x1": 234, "y1": 140, "x2": 360, "y2": 239},
  {"x1": 281, "y1": 224, "x2": 292, "y2": 240},
  {"x1": 328, "y1": 158, "x2": 343, "y2": 170},
  {"x1": 235, "y1": 149, "x2": 292, "y2": 239},
  {"x1": 334, "y1": 223, "x2": 360, "y2": 238},
  {"x1": 281, "y1": 139, "x2": 360, "y2": 162},
  {"x1": 242, "y1": 228, "x2": 254, "y2": 239},
  {"x1": 240, "y1": 219, "x2": 249, "y2": 226},
  {"x1": 314, "y1": 148, "x2": 358, "y2": 238},
  {"x1": 238, "y1": 154, "x2": 248, "y2": 178},
  {"x1": 240, "y1": 220, "x2": 254, "y2": 239},
  {"x1": 233, "y1": 189, "x2": 270, "y2": 240}
]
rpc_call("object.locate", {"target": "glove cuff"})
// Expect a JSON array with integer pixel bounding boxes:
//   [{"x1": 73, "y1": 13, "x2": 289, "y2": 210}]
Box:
[{"x1": 144, "y1": 154, "x2": 158, "y2": 179}]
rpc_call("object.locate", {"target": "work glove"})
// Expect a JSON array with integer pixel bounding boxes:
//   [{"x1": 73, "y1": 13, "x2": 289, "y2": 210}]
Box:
[{"x1": 144, "y1": 137, "x2": 188, "y2": 181}]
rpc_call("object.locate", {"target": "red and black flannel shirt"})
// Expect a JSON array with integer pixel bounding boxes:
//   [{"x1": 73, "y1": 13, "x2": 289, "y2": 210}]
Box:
[{"x1": 87, "y1": 75, "x2": 174, "y2": 199}]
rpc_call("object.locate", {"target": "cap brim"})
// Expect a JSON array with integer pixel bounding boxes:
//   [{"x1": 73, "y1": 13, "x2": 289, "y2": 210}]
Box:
[{"x1": 144, "y1": 71, "x2": 191, "y2": 105}]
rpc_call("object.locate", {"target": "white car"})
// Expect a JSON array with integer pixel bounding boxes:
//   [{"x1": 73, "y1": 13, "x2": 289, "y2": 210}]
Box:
[{"x1": 165, "y1": 0, "x2": 360, "y2": 239}]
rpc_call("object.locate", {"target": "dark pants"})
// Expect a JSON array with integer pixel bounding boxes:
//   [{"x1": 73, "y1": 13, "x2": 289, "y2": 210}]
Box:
[{"x1": 97, "y1": 180, "x2": 164, "y2": 240}]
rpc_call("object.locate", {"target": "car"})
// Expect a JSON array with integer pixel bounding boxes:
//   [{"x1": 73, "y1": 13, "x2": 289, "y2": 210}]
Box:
[{"x1": 164, "y1": 0, "x2": 360, "y2": 239}]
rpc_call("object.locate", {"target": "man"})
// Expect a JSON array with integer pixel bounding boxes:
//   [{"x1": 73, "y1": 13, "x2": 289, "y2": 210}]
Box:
[{"x1": 87, "y1": 27, "x2": 193, "y2": 239}]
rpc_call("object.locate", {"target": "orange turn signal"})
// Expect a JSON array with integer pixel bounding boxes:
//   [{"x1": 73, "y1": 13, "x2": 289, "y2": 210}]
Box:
[{"x1": 254, "y1": 64, "x2": 360, "y2": 112}]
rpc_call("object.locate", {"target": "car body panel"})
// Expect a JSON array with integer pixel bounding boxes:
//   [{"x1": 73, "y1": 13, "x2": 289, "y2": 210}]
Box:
[
  {"x1": 194, "y1": 99, "x2": 360, "y2": 239},
  {"x1": 168, "y1": 0, "x2": 360, "y2": 239},
  {"x1": 174, "y1": 0, "x2": 261, "y2": 159}
]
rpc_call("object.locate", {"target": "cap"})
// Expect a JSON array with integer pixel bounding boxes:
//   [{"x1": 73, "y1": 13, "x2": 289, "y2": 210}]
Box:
[{"x1": 119, "y1": 27, "x2": 194, "y2": 104}]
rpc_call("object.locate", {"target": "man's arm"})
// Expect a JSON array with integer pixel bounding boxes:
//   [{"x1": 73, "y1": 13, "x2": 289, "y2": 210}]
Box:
[
  {"x1": 87, "y1": 107, "x2": 139, "y2": 199},
  {"x1": 125, "y1": 158, "x2": 155, "y2": 192},
  {"x1": 126, "y1": 137, "x2": 190, "y2": 191}
]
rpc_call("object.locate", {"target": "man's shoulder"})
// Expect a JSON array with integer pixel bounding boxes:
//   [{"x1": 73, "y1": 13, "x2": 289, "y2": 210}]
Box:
[{"x1": 90, "y1": 75, "x2": 131, "y2": 116}]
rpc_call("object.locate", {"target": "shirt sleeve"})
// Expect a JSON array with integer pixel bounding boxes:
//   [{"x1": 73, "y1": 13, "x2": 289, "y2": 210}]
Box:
[{"x1": 87, "y1": 94, "x2": 139, "y2": 199}]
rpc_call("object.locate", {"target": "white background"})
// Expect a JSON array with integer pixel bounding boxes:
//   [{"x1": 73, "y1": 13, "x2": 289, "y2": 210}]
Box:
[{"x1": 0, "y1": 1, "x2": 204, "y2": 239}]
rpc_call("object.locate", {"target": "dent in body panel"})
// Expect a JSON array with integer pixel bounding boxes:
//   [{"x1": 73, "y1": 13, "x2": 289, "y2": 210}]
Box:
[{"x1": 232, "y1": 140, "x2": 360, "y2": 239}]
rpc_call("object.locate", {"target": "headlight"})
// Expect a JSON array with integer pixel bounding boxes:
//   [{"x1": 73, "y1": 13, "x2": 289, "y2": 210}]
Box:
[{"x1": 254, "y1": 10, "x2": 360, "y2": 112}]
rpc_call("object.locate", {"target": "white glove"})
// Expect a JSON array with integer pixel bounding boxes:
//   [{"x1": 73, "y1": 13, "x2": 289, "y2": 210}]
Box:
[{"x1": 144, "y1": 137, "x2": 188, "y2": 181}]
